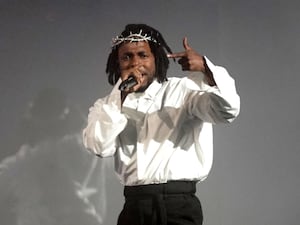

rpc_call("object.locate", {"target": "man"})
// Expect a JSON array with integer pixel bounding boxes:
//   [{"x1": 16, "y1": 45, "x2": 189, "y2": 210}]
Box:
[{"x1": 83, "y1": 24, "x2": 240, "y2": 225}]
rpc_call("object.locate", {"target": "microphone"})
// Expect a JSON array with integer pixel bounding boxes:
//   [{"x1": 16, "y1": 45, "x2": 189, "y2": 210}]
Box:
[{"x1": 118, "y1": 75, "x2": 138, "y2": 91}]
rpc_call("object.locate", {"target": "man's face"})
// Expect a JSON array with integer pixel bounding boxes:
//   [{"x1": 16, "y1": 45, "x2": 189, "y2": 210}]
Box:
[{"x1": 118, "y1": 41, "x2": 156, "y2": 92}]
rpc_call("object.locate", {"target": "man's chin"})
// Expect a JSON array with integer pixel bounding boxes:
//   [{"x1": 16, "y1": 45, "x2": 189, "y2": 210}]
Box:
[
  {"x1": 135, "y1": 78, "x2": 154, "y2": 93},
  {"x1": 136, "y1": 85, "x2": 148, "y2": 93}
]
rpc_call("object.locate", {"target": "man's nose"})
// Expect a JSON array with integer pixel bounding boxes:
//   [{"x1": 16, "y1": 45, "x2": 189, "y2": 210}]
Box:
[{"x1": 130, "y1": 56, "x2": 141, "y2": 68}]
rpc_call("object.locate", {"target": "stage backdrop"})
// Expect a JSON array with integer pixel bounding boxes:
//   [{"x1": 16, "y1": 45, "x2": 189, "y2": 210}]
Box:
[{"x1": 1, "y1": 0, "x2": 299, "y2": 225}]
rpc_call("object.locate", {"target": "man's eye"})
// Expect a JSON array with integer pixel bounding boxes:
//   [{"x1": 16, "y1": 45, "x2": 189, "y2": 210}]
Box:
[{"x1": 121, "y1": 55, "x2": 130, "y2": 61}]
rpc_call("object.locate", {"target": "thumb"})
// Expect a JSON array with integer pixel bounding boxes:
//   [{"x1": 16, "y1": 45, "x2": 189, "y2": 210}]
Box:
[{"x1": 183, "y1": 37, "x2": 192, "y2": 50}]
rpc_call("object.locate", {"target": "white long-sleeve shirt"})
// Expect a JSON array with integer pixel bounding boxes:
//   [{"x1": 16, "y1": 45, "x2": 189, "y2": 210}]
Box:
[{"x1": 83, "y1": 57, "x2": 240, "y2": 186}]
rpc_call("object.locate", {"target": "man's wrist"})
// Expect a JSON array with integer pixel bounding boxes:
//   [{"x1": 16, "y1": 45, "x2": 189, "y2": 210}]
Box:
[{"x1": 203, "y1": 57, "x2": 216, "y2": 86}]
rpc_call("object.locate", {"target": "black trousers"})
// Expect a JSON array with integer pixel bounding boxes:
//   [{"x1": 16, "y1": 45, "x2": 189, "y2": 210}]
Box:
[{"x1": 117, "y1": 181, "x2": 203, "y2": 225}]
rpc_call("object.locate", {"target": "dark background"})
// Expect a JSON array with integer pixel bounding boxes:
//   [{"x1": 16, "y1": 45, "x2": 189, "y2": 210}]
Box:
[{"x1": 1, "y1": 0, "x2": 299, "y2": 224}]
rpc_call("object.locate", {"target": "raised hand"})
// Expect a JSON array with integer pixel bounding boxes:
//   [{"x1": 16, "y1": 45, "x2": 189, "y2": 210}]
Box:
[
  {"x1": 167, "y1": 37, "x2": 216, "y2": 86},
  {"x1": 167, "y1": 37, "x2": 206, "y2": 72}
]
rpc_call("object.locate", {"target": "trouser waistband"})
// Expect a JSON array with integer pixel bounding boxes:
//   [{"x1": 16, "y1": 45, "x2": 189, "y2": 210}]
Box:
[{"x1": 124, "y1": 180, "x2": 197, "y2": 197}]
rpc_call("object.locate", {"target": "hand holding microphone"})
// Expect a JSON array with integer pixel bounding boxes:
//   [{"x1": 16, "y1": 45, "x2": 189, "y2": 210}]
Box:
[{"x1": 118, "y1": 74, "x2": 138, "y2": 91}]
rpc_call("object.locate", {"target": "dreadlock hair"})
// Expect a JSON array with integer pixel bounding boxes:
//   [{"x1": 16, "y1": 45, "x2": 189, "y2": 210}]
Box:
[{"x1": 106, "y1": 24, "x2": 173, "y2": 85}]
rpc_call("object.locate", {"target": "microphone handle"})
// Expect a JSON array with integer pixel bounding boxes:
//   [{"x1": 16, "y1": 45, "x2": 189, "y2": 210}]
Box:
[{"x1": 119, "y1": 75, "x2": 137, "y2": 91}]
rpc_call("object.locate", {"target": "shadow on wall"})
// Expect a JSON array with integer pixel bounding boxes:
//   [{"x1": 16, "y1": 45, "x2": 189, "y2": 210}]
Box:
[
  {"x1": 0, "y1": 87, "x2": 120, "y2": 225},
  {"x1": 18, "y1": 87, "x2": 83, "y2": 146}
]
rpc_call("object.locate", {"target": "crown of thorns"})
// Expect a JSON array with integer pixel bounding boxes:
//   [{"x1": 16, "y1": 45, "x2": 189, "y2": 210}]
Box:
[{"x1": 111, "y1": 30, "x2": 158, "y2": 48}]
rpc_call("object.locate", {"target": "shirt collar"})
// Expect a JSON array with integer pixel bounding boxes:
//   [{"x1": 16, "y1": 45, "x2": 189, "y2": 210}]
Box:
[
  {"x1": 131, "y1": 79, "x2": 162, "y2": 100},
  {"x1": 122, "y1": 79, "x2": 162, "y2": 115}
]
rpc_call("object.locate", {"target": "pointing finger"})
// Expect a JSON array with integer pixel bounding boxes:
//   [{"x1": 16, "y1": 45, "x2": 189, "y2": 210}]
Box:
[
  {"x1": 167, "y1": 52, "x2": 186, "y2": 59},
  {"x1": 167, "y1": 37, "x2": 192, "y2": 59}
]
